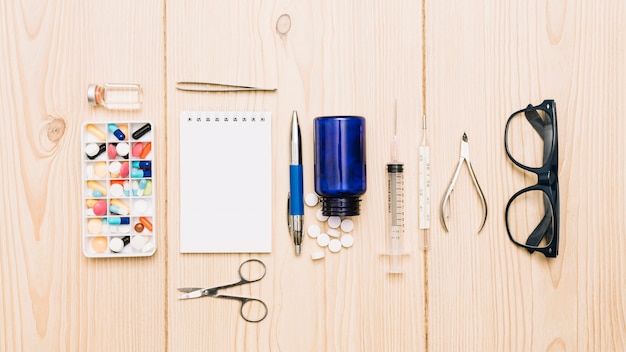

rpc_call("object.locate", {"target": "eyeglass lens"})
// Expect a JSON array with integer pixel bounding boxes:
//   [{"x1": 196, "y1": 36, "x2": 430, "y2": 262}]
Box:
[
  {"x1": 506, "y1": 189, "x2": 554, "y2": 250},
  {"x1": 505, "y1": 108, "x2": 553, "y2": 168}
]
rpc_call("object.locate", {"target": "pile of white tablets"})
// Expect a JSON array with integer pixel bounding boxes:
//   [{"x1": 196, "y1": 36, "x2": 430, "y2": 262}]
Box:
[{"x1": 305, "y1": 193, "x2": 355, "y2": 260}]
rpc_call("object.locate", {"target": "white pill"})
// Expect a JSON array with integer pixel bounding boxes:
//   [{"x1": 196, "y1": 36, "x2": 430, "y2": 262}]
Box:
[
  {"x1": 116, "y1": 142, "x2": 130, "y2": 157},
  {"x1": 316, "y1": 208, "x2": 329, "y2": 222},
  {"x1": 86, "y1": 165, "x2": 95, "y2": 178},
  {"x1": 109, "y1": 237, "x2": 128, "y2": 253},
  {"x1": 328, "y1": 239, "x2": 342, "y2": 253},
  {"x1": 311, "y1": 250, "x2": 325, "y2": 260},
  {"x1": 134, "y1": 199, "x2": 148, "y2": 213},
  {"x1": 119, "y1": 225, "x2": 131, "y2": 234},
  {"x1": 85, "y1": 143, "x2": 100, "y2": 157},
  {"x1": 109, "y1": 161, "x2": 121, "y2": 174},
  {"x1": 307, "y1": 224, "x2": 321, "y2": 238},
  {"x1": 131, "y1": 235, "x2": 146, "y2": 250},
  {"x1": 341, "y1": 234, "x2": 354, "y2": 248},
  {"x1": 305, "y1": 193, "x2": 319, "y2": 207},
  {"x1": 327, "y1": 228, "x2": 340, "y2": 238},
  {"x1": 110, "y1": 183, "x2": 124, "y2": 197},
  {"x1": 327, "y1": 216, "x2": 341, "y2": 229},
  {"x1": 340, "y1": 219, "x2": 354, "y2": 232},
  {"x1": 316, "y1": 233, "x2": 330, "y2": 247},
  {"x1": 142, "y1": 240, "x2": 155, "y2": 253}
]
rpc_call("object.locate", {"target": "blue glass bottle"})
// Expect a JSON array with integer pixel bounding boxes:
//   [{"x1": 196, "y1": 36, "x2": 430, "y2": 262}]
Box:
[{"x1": 314, "y1": 116, "x2": 366, "y2": 216}]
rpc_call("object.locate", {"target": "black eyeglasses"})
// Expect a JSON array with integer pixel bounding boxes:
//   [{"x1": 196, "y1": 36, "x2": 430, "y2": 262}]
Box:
[{"x1": 504, "y1": 100, "x2": 559, "y2": 257}]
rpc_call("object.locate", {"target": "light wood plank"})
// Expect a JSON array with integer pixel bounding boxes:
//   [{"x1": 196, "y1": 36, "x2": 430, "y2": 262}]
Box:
[
  {"x1": 0, "y1": 1, "x2": 166, "y2": 351},
  {"x1": 166, "y1": 1, "x2": 424, "y2": 351},
  {"x1": 427, "y1": 0, "x2": 626, "y2": 350}
]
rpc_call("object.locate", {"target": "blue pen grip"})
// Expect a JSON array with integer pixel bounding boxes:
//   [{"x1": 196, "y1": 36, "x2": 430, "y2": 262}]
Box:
[{"x1": 289, "y1": 165, "x2": 304, "y2": 215}]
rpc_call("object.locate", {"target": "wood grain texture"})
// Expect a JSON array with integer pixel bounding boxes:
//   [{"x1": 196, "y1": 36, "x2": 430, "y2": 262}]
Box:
[
  {"x1": 1, "y1": 0, "x2": 625, "y2": 351},
  {"x1": 166, "y1": 1, "x2": 423, "y2": 351},
  {"x1": 0, "y1": 1, "x2": 166, "y2": 351},
  {"x1": 427, "y1": 0, "x2": 626, "y2": 351}
]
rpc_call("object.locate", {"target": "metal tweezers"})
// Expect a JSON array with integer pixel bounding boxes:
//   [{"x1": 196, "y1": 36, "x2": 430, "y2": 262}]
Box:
[
  {"x1": 176, "y1": 81, "x2": 277, "y2": 92},
  {"x1": 441, "y1": 132, "x2": 488, "y2": 233}
]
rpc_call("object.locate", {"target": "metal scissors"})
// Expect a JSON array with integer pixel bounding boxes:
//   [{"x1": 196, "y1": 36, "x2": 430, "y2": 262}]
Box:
[
  {"x1": 178, "y1": 259, "x2": 268, "y2": 323},
  {"x1": 440, "y1": 132, "x2": 488, "y2": 233}
]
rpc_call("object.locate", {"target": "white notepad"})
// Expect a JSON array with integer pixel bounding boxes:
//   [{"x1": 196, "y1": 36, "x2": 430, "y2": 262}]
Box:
[{"x1": 179, "y1": 111, "x2": 272, "y2": 253}]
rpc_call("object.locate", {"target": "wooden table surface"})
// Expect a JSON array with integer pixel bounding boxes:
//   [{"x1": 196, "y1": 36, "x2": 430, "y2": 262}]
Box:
[{"x1": 1, "y1": 1, "x2": 625, "y2": 351}]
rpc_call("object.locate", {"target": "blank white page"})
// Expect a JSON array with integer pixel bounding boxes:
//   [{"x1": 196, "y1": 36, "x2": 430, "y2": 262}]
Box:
[{"x1": 179, "y1": 111, "x2": 272, "y2": 253}]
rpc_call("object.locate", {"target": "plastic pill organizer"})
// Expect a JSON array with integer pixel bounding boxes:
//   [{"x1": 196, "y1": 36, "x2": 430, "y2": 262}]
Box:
[{"x1": 81, "y1": 122, "x2": 156, "y2": 257}]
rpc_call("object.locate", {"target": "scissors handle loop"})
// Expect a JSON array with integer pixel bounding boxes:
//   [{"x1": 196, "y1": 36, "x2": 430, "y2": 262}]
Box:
[{"x1": 217, "y1": 295, "x2": 268, "y2": 323}]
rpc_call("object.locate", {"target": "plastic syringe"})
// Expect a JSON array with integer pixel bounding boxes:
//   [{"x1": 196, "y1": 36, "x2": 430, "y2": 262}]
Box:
[
  {"x1": 383, "y1": 101, "x2": 408, "y2": 273},
  {"x1": 419, "y1": 115, "x2": 431, "y2": 250}
]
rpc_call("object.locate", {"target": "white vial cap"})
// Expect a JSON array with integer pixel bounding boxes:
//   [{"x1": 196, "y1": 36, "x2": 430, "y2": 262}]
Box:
[
  {"x1": 327, "y1": 228, "x2": 340, "y2": 238},
  {"x1": 341, "y1": 234, "x2": 354, "y2": 248},
  {"x1": 316, "y1": 233, "x2": 330, "y2": 247},
  {"x1": 316, "y1": 208, "x2": 329, "y2": 222},
  {"x1": 307, "y1": 224, "x2": 321, "y2": 238},
  {"x1": 327, "y1": 216, "x2": 341, "y2": 229},
  {"x1": 311, "y1": 250, "x2": 325, "y2": 260},
  {"x1": 340, "y1": 219, "x2": 354, "y2": 232},
  {"x1": 305, "y1": 193, "x2": 319, "y2": 207},
  {"x1": 328, "y1": 239, "x2": 342, "y2": 253}
]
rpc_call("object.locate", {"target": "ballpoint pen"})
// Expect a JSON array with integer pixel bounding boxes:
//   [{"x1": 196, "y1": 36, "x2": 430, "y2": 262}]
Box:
[{"x1": 288, "y1": 111, "x2": 304, "y2": 254}]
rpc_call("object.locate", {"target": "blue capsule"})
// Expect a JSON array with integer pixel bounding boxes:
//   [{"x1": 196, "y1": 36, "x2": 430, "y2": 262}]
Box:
[
  {"x1": 108, "y1": 217, "x2": 130, "y2": 225},
  {"x1": 108, "y1": 123, "x2": 126, "y2": 141},
  {"x1": 131, "y1": 160, "x2": 151, "y2": 169},
  {"x1": 131, "y1": 169, "x2": 151, "y2": 178}
]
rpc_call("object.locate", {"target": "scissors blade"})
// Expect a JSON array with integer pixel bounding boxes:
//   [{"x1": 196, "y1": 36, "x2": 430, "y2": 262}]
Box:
[
  {"x1": 178, "y1": 287, "x2": 203, "y2": 294},
  {"x1": 178, "y1": 288, "x2": 206, "y2": 300}
]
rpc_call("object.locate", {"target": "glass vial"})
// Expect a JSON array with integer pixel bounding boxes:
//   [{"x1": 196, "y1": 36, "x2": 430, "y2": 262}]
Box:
[
  {"x1": 87, "y1": 83, "x2": 143, "y2": 110},
  {"x1": 314, "y1": 116, "x2": 366, "y2": 216}
]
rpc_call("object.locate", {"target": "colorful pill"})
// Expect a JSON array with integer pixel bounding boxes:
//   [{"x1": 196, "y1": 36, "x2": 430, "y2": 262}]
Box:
[
  {"x1": 118, "y1": 125, "x2": 129, "y2": 140},
  {"x1": 86, "y1": 198, "x2": 98, "y2": 208},
  {"x1": 134, "y1": 222, "x2": 144, "y2": 233},
  {"x1": 132, "y1": 123, "x2": 151, "y2": 139},
  {"x1": 110, "y1": 199, "x2": 130, "y2": 213},
  {"x1": 132, "y1": 180, "x2": 139, "y2": 196},
  {"x1": 132, "y1": 142, "x2": 143, "y2": 157},
  {"x1": 131, "y1": 160, "x2": 151, "y2": 169},
  {"x1": 108, "y1": 217, "x2": 130, "y2": 225},
  {"x1": 116, "y1": 142, "x2": 130, "y2": 157},
  {"x1": 86, "y1": 124, "x2": 106, "y2": 141},
  {"x1": 131, "y1": 169, "x2": 151, "y2": 178},
  {"x1": 143, "y1": 180, "x2": 152, "y2": 196},
  {"x1": 94, "y1": 161, "x2": 107, "y2": 178},
  {"x1": 109, "y1": 205, "x2": 128, "y2": 215},
  {"x1": 87, "y1": 144, "x2": 106, "y2": 160},
  {"x1": 87, "y1": 218, "x2": 103, "y2": 234},
  {"x1": 91, "y1": 236, "x2": 108, "y2": 253},
  {"x1": 123, "y1": 181, "x2": 131, "y2": 196},
  {"x1": 139, "y1": 142, "x2": 151, "y2": 159},
  {"x1": 87, "y1": 180, "x2": 107, "y2": 196},
  {"x1": 107, "y1": 143, "x2": 117, "y2": 159},
  {"x1": 93, "y1": 200, "x2": 108, "y2": 216},
  {"x1": 109, "y1": 236, "x2": 130, "y2": 253},
  {"x1": 139, "y1": 217, "x2": 153, "y2": 232},
  {"x1": 108, "y1": 123, "x2": 126, "y2": 140},
  {"x1": 120, "y1": 162, "x2": 130, "y2": 178}
]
